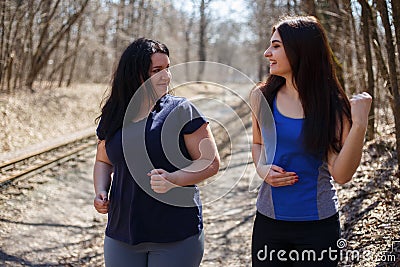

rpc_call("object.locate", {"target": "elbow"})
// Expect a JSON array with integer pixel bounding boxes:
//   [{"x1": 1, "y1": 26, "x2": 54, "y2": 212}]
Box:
[
  {"x1": 210, "y1": 157, "x2": 220, "y2": 176},
  {"x1": 330, "y1": 167, "x2": 358, "y2": 185},
  {"x1": 332, "y1": 175, "x2": 352, "y2": 185},
  {"x1": 329, "y1": 164, "x2": 357, "y2": 185},
  {"x1": 255, "y1": 166, "x2": 263, "y2": 179}
]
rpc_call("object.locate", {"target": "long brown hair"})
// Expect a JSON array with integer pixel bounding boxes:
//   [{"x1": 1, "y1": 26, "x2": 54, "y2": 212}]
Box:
[{"x1": 259, "y1": 16, "x2": 351, "y2": 159}]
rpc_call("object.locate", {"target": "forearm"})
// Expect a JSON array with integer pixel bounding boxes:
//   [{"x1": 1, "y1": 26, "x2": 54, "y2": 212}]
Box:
[
  {"x1": 93, "y1": 161, "x2": 113, "y2": 194},
  {"x1": 331, "y1": 124, "x2": 366, "y2": 184},
  {"x1": 170, "y1": 158, "x2": 219, "y2": 186},
  {"x1": 252, "y1": 144, "x2": 268, "y2": 179}
]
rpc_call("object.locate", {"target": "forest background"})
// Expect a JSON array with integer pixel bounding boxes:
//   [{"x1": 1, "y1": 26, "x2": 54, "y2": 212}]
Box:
[{"x1": 1, "y1": 1, "x2": 399, "y2": 265}]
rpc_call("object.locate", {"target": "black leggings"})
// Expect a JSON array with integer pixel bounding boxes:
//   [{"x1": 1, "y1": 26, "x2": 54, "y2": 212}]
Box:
[{"x1": 252, "y1": 211, "x2": 340, "y2": 267}]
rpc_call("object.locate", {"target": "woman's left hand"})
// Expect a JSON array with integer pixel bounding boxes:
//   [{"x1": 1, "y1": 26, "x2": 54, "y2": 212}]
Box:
[
  {"x1": 148, "y1": 169, "x2": 177, "y2": 193},
  {"x1": 350, "y1": 92, "x2": 372, "y2": 128}
]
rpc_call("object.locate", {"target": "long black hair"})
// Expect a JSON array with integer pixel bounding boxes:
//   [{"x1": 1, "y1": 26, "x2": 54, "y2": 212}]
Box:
[
  {"x1": 96, "y1": 38, "x2": 169, "y2": 141},
  {"x1": 259, "y1": 16, "x2": 351, "y2": 159}
]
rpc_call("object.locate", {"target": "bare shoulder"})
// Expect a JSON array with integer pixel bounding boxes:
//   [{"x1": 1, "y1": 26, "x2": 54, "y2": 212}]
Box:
[{"x1": 250, "y1": 85, "x2": 266, "y2": 113}]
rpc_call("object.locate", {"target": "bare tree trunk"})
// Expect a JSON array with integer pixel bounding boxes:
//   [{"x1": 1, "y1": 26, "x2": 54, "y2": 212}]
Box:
[
  {"x1": 371, "y1": 1, "x2": 393, "y2": 132},
  {"x1": 135, "y1": 0, "x2": 145, "y2": 36},
  {"x1": 6, "y1": 1, "x2": 26, "y2": 92},
  {"x1": 184, "y1": 13, "x2": 194, "y2": 80},
  {"x1": 390, "y1": 0, "x2": 400, "y2": 174},
  {"x1": 366, "y1": 1, "x2": 392, "y2": 132},
  {"x1": 84, "y1": 8, "x2": 100, "y2": 81},
  {"x1": 325, "y1": 0, "x2": 346, "y2": 90},
  {"x1": 342, "y1": 0, "x2": 356, "y2": 93},
  {"x1": 391, "y1": 0, "x2": 400, "y2": 86},
  {"x1": 286, "y1": 0, "x2": 290, "y2": 13},
  {"x1": 12, "y1": 16, "x2": 24, "y2": 92},
  {"x1": 197, "y1": 0, "x2": 208, "y2": 81},
  {"x1": 293, "y1": 0, "x2": 299, "y2": 13},
  {"x1": 6, "y1": 56, "x2": 13, "y2": 93},
  {"x1": 359, "y1": 0, "x2": 375, "y2": 140},
  {"x1": 0, "y1": 0, "x2": 5, "y2": 90},
  {"x1": 10, "y1": 6, "x2": 26, "y2": 92},
  {"x1": 66, "y1": 18, "x2": 83, "y2": 87},
  {"x1": 249, "y1": 0, "x2": 270, "y2": 81},
  {"x1": 142, "y1": 1, "x2": 154, "y2": 37},
  {"x1": 256, "y1": 28, "x2": 266, "y2": 81},
  {"x1": 256, "y1": 1, "x2": 269, "y2": 81},
  {"x1": 376, "y1": 0, "x2": 400, "y2": 170},
  {"x1": 99, "y1": 17, "x2": 110, "y2": 82},
  {"x1": 12, "y1": 1, "x2": 32, "y2": 92},
  {"x1": 324, "y1": 0, "x2": 341, "y2": 57},
  {"x1": 3, "y1": 1, "x2": 20, "y2": 93},
  {"x1": 128, "y1": 0, "x2": 137, "y2": 32},
  {"x1": 369, "y1": 6, "x2": 391, "y2": 93},
  {"x1": 114, "y1": 0, "x2": 123, "y2": 59},
  {"x1": 302, "y1": 0, "x2": 317, "y2": 16},
  {"x1": 84, "y1": 51, "x2": 95, "y2": 81},
  {"x1": 58, "y1": 28, "x2": 71, "y2": 87}
]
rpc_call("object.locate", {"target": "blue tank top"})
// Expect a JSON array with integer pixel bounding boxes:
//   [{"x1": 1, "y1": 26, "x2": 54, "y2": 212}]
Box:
[
  {"x1": 97, "y1": 94, "x2": 207, "y2": 245},
  {"x1": 257, "y1": 98, "x2": 338, "y2": 221}
]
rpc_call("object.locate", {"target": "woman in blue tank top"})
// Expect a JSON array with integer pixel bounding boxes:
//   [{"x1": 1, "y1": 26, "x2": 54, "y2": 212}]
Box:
[
  {"x1": 250, "y1": 16, "x2": 372, "y2": 266},
  {"x1": 93, "y1": 38, "x2": 220, "y2": 267}
]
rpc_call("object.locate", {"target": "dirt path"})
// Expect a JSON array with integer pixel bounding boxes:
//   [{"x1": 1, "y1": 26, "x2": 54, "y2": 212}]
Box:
[
  {"x1": 0, "y1": 150, "x2": 106, "y2": 266},
  {"x1": 200, "y1": 109, "x2": 256, "y2": 267}
]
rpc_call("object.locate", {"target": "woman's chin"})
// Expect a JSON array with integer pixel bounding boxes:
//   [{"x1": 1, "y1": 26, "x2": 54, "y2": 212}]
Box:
[{"x1": 156, "y1": 86, "x2": 169, "y2": 96}]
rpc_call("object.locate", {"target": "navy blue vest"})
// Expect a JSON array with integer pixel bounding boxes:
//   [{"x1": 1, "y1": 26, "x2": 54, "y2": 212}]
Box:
[{"x1": 97, "y1": 94, "x2": 207, "y2": 245}]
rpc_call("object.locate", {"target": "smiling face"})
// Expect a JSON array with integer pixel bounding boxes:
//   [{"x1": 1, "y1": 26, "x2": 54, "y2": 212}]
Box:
[
  {"x1": 264, "y1": 30, "x2": 292, "y2": 80},
  {"x1": 149, "y1": 52, "x2": 171, "y2": 98}
]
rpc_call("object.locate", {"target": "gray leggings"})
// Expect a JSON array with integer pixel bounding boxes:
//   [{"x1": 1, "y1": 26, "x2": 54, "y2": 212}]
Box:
[{"x1": 104, "y1": 231, "x2": 204, "y2": 267}]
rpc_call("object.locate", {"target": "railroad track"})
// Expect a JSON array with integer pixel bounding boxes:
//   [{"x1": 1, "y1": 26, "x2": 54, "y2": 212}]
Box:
[
  {"x1": 0, "y1": 132, "x2": 97, "y2": 185},
  {"x1": 0, "y1": 84, "x2": 252, "y2": 187}
]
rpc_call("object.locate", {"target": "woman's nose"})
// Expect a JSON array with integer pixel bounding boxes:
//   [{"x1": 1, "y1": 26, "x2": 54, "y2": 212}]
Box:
[
  {"x1": 264, "y1": 49, "x2": 271, "y2": 58},
  {"x1": 161, "y1": 69, "x2": 171, "y2": 80}
]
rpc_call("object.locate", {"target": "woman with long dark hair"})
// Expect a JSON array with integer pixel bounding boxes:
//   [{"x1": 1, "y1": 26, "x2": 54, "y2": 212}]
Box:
[
  {"x1": 93, "y1": 38, "x2": 220, "y2": 266},
  {"x1": 250, "y1": 16, "x2": 372, "y2": 266}
]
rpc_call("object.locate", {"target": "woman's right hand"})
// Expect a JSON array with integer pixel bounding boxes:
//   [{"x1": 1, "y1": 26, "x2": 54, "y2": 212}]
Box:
[
  {"x1": 350, "y1": 92, "x2": 372, "y2": 128},
  {"x1": 94, "y1": 191, "x2": 109, "y2": 214},
  {"x1": 264, "y1": 165, "x2": 298, "y2": 187}
]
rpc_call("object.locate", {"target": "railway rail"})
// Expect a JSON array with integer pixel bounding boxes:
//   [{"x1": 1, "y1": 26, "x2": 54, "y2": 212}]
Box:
[{"x1": 0, "y1": 132, "x2": 97, "y2": 185}]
